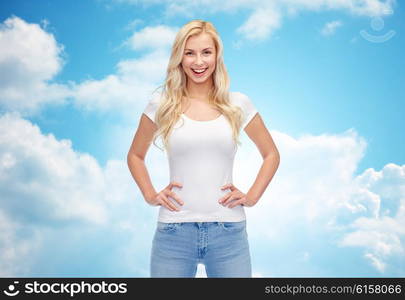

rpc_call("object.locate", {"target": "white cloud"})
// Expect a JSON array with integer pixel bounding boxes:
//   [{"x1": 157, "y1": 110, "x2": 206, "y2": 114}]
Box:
[
  {"x1": 0, "y1": 16, "x2": 72, "y2": 115},
  {"x1": 253, "y1": 271, "x2": 265, "y2": 277},
  {"x1": 239, "y1": 128, "x2": 404, "y2": 275},
  {"x1": 337, "y1": 164, "x2": 405, "y2": 274},
  {"x1": 321, "y1": 20, "x2": 343, "y2": 36},
  {"x1": 0, "y1": 6, "x2": 403, "y2": 276},
  {"x1": 0, "y1": 16, "x2": 177, "y2": 116},
  {"x1": 123, "y1": 18, "x2": 144, "y2": 31},
  {"x1": 124, "y1": 25, "x2": 178, "y2": 50},
  {"x1": 0, "y1": 2, "x2": 397, "y2": 116},
  {"x1": 70, "y1": 48, "x2": 170, "y2": 115},
  {"x1": 0, "y1": 112, "x2": 108, "y2": 225},
  {"x1": 0, "y1": 209, "x2": 42, "y2": 276},
  {"x1": 281, "y1": 0, "x2": 395, "y2": 16},
  {"x1": 0, "y1": 112, "x2": 164, "y2": 276},
  {"x1": 70, "y1": 24, "x2": 178, "y2": 115},
  {"x1": 236, "y1": 4, "x2": 282, "y2": 40},
  {"x1": 196, "y1": 264, "x2": 207, "y2": 277},
  {"x1": 1, "y1": 111, "x2": 404, "y2": 276},
  {"x1": 110, "y1": 0, "x2": 396, "y2": 41},
  {"x1": 365, "y1": 252, "x2": 386, "y2": 272}
]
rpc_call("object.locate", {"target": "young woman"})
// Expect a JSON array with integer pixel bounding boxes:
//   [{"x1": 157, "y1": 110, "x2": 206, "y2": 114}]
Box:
[{"x1": 127, "y1": 20, "x2": 280, "y2": 278}]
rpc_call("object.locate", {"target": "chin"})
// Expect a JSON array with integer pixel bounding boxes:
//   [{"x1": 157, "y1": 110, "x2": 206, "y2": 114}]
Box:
[{"x1": 188, "y1": 72, "x2": 213, "y2": 83}]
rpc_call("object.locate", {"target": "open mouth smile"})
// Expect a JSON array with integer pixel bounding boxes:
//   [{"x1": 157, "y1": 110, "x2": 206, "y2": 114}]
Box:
[{"x1": 191, "y1": 68, "x2": 208, "y2": 76}]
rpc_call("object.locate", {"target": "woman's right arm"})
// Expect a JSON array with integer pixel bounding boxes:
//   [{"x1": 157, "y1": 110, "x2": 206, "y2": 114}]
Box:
[
  {"x1": 127, "y1": 113, "x2": 159, "y2": 205},
  {"x1": 127, "y1": 113, "x2": 184, "y2": 211}
]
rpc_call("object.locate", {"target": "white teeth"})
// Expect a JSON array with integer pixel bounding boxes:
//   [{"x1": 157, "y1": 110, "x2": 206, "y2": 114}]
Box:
[{"x1": 193, "y1": 68, "x2": 207, "y2": 73}]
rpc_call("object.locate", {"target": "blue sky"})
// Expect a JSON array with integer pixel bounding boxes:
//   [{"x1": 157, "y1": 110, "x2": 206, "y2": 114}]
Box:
[{"x1": 0, "y1": 0, "x2": 404, "y2": 277}]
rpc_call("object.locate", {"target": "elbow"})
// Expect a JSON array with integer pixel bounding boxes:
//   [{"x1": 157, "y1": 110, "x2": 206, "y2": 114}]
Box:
[
  {"x1": 273, "y1": 145, "x2": 280, "y2": 160},
  {"x1": 264, "y1": 149, "x2": 280, "y2": 163},
  {"x1": 127, "y1": 151, "x2": 144, "y2": 164},
  {"x1": 126, "y1": 153, "x2": 131, "y2": 168},
  {"x1": 275, "y1": 149, "x2": 280, "y2": 161},
  {"x1": 274, "y1": 149, "x2": 280, "y2": 164},
  {"x1": 127, "y1": 151, "x2": 134, "y2": 166}
]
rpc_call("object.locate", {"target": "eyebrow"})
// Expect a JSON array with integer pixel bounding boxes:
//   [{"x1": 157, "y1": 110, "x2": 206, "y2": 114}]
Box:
[{"x1": 184, "y1": 47, "x2": 213, "y2": 51}]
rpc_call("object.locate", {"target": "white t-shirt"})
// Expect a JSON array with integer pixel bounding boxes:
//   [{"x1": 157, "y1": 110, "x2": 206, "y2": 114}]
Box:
[{"x1": 143, "y1": 91, "x2": 258, "y2": 222}]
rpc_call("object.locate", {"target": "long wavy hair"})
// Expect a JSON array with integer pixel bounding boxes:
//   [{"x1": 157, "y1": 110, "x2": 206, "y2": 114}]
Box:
[{"x1": 151, "y1": 19, "x2": 244, "y2": 153}]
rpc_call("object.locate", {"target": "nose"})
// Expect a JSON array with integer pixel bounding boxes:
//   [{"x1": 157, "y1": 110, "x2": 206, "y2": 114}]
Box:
[{"x1": 195, "y1": 53, "x2": 204, "y2": 66}]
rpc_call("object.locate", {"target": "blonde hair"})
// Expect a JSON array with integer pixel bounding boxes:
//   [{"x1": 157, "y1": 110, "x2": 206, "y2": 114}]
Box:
[{"x1": 151, "y1": 19, "x2": 244, "y2": 153}]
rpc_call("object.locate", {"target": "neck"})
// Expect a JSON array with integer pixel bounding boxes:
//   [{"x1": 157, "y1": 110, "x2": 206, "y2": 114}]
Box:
[{"x1": 186, "y1": 77, "x2": 213, "y2": 101}]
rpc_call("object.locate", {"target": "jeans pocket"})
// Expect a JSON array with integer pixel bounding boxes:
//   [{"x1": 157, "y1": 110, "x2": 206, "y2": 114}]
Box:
[
  {"x1": 219, "y1": 220, "x2": 246, "y2": 232},
  {"x1": 157, "y1": 222, "x2": 181, "y2": 233}
]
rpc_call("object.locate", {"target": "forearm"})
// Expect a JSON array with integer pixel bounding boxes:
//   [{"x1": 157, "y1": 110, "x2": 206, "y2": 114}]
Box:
[
  {"x1": 127, "y1": 153, "x2": 157, "y2": 205},
  {"x1": 247, "y1": 152, "x2": 280, "y2": 205}
]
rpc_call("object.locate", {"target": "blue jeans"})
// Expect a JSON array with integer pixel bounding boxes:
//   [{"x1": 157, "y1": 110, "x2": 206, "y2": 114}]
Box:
[{"x1": 150, "y1": 220, "x2": 252, "y2": 278}]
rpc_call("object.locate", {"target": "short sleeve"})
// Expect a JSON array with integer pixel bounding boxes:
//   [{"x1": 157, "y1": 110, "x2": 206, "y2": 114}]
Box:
[
  {"x1": 232, "y1": 92, "x2": 258, "y2": 129},
  {"x1": 143, "y1": 92, "x2": 162, "y2": 124}
]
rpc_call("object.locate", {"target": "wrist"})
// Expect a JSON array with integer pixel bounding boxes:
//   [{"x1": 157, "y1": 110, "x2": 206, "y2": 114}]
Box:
[
  {"x1": 144, "y1": 192, "x2": 158, "y2": 205},
  {"x1": 246, "y1": 192, "x2": 259, "y2": 207}
]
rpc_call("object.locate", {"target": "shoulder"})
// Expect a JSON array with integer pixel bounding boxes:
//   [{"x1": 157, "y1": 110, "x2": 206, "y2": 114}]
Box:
[
  {"x1": 149, "y1": 90, "x2": 164, "y2": 105},
  {"x1": 229, "y1": 91, "x2": 247, "y2": 103},
  {"x1": 229, "y1": 91, "x2": 258, "y2": 129},
  {"x1": 143, "y1": 90, "x2": 164, "y2": 123},
  {"x1": 229, "y1": 91, "x2": 256, "y2": 109}
]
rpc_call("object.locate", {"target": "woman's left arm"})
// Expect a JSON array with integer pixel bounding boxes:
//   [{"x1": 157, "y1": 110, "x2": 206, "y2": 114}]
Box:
[
  {"x1": 244, "y1": 113, "x2": 280, "y2": 206},
  {"x1": 219, "y1": 113, "x2": 280, "y2": 208}
]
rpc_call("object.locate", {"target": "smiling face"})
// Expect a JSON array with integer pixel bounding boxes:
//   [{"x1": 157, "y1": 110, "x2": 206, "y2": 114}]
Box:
[{"x1": 181, "y1": 32, "x2": 216, "y2": 86}]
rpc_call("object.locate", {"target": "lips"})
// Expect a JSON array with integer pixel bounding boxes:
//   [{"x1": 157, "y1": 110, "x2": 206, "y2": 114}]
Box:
[{"x1": 191, "y1": 68, "x2": 208, "y2": 76}]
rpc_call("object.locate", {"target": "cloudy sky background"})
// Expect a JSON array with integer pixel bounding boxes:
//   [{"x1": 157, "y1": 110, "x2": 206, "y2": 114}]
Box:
[{"x1": 0, "y1": 0, "x2": 404, "y2": 277}]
